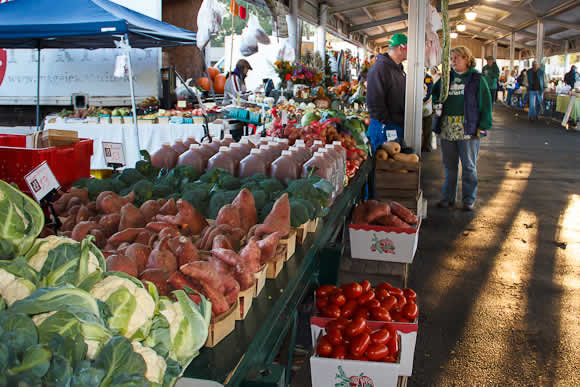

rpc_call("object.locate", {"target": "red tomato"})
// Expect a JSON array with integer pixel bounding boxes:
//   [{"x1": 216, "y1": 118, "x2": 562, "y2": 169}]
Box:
[
  {"x1": 349, "y1": 333, "x2": 371, "y2": 357},
  {"x1": 402, "y1": 302, "x2": 419, "y2": 321},
  {"x1": 341, "y1": 300, "x2": 358, "y2": 319},
  {"x1": 370, "y1": 328, "x2": 391, "y2": 345},
  {"x1": 331, "y1": 344, "x2": 347, "y2": 359},
  {"x1": 375, "y1": 288, "x2": 391, "y2": 301},
  {"x1": 346, "y1": 353, "x2": 364, "y2": 361},
  {"x1": 353, "y1": 307, "x2": 370, "y2": 320},
  {"x1": 360, "y1": 280, "x2": 372, "y2": 293},
  {"x1": 344, "y1": 317, "x2": 367, "y2": 338},
  {"x1": 366, "y1": 299, "x2": 381, "y2": 309},
  {"x1": 403, "y1": 288, "x2": 417, "y2": 301},
  {"x1": 316, "y1": 285, "x2": 336, "y2": 298},
  {"x1": 390, "y1": 310, "x2": 404, "y2": 322},
  {"x1": 341, "y1": 282, "x2": 363, "y2": 300},
  {"x1": 370, "y1": 306, "x2": 393, "y2": 322},
  {"x1": 366, "y1": 343, "x2": 389, "y2": 361},
  {"x1": 329, "y1": 292, "x2": 346, "y2": 307},
  {"x1": 381, "y1": 296, "x2": 397, "y2": 311},
  {"x1": 322, "y1": 304, "x2": 341, "y2": 319},
  {"x1": 387, "y1": 334, "x2": 399, "y2": 357},
  {"x1": 342, "y1": 336, "x2": 351, "y2": 346},
  {"x1": 317, "y1": 336, "x2": 333, "y2": 357},
  {"x1": 326, "y1": 327, "x2": 343, "y2": 346},
  {"x1": 316, "y1": 296, "x2": 329, "y2": 310},
  {"x1": 335, "y1": 317, "x2": 351, "y2": 329},
  {"x1": 388, "y1": 287, "x2": 404, "y2": 297},
  {"x1": 383, "y1": 355, "x2": 397, "y2": 363},
  {"x1": 395, "y1": 294, "x2": 407, "y2": 310},
  {"x1": 357, "y1": 290, "x2": 376, "y2": 305},
  {"x1": 376, "y1": 282, "x2": 393, "y2": 292}
]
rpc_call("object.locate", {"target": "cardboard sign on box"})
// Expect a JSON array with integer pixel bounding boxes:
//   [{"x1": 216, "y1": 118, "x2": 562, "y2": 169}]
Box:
[
  {"x1": 310, "y1": 356, "x2": 400, "y2": 387},
  {"x1": 349, "y1": 219, "x2": 421, "y2": 264},
  {"x1": 310, "y1": 316, "x2": 418, "y2": 376}
]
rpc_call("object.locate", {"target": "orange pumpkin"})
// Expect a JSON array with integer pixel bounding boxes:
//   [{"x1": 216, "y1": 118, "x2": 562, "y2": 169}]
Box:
[
  {"x1": 207, "y1": 67, "x2": 220, "y2": 81},
  {"x1": 213, "y1": 74, "x2": 226, "y2": 94},
  {"x1": 197, "y1": 77, "x2": 212, "y2": 91}
]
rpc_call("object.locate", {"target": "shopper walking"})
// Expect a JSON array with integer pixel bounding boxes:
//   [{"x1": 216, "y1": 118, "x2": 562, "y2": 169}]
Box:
[
  {"x1": 422, "y1": 71, "x2": 434, "y2": 152},
  {"x1": 482, "y1": 56, "x2": 500, "y2": 103},
  {"x1": 505, "y1": 70, "x2": 516, "y2": 105},
  {"x1": 366, "y1": 33, "x2": 407, "y2": 152},
  {"x1": 526, "y1": 60, "x2": 545, "y2": 121},
  {"x1": 432, "y1": 46, "x2": 492, "y2": 211},
  {"x1": 564, "y1": 65, "x2": 578, "y2": 89}
]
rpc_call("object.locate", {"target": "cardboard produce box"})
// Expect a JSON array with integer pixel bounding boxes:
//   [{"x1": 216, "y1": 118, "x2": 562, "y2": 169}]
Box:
[{"x1": 26, "y1": 129, "x2": 79, "y2": 148}]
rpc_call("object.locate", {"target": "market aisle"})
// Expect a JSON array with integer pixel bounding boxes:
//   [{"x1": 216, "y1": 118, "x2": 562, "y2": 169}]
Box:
[{"x1": 408, "y1": 105, "x2": 580, "y2": 385}]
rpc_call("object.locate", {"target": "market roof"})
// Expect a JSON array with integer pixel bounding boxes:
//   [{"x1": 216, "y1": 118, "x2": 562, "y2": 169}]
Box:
[
  {"x1": 0, "y1": 0, "x2": 197, "y2": 49},
  {"x1": 324, "y1": 0, "x2": 580, "y2": 52}
]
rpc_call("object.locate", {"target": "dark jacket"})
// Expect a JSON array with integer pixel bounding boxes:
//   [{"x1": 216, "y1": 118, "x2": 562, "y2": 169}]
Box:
[
  {"x1": 526, "y1": 65, "x2": 545, "y2": 91},
  {"x1": 564, "y1": 68, "x2": 576, "y2": 88},
  {"x1": 366, "y1": 53, "x2": 406, "y2": 127},
  {"x1": 432, "y1": 70, "x2": 492, "y2": 135}
]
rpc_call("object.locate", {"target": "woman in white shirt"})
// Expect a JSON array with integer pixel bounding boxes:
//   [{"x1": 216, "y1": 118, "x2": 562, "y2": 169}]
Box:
[
  {"x1": 223, "y1": 59, "x2": 252, "y2": 105},
  {"x1": 505, "y1": 70, "x2": 517, "y2": 105}
]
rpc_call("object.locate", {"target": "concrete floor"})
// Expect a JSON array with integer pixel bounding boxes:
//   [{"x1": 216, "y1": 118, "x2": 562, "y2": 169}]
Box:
[{"x1": 293, "y1": 104, "x2": 580, "y2": 386}]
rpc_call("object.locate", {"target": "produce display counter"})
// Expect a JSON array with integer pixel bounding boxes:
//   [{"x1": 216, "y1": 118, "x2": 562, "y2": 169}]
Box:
[
  {"x1": 555, "y1": 94, "x2": 580, "y2": 122},
  {"x1": 43, "y1": 122, "x2": 225, "y2": 170},
  {"x1": 181, "y1": 159, "x2": 373, "y2": 387}
]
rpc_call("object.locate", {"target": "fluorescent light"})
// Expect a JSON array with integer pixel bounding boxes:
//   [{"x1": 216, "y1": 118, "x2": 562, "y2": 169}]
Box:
[
  {"x1": 457, "y1": 23, "x2": 466, "y2": 32},
  {"x1": 450, "y1": 32, "x2": 458, "y2": 39},
  {"x1": 465, "y1": 9, "x2": 477, "y2": 20}
]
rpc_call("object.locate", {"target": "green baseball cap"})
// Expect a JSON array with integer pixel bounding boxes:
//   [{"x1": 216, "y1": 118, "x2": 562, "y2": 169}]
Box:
[{"x1": 388, "y1": 33, "x2": 408, "y2": 47}]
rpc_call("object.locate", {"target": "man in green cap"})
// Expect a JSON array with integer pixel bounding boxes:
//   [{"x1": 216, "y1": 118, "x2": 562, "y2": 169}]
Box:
[
  {"x1": 366, "y1": 33, "x2": 408, "y2": 152},
  {"x1": 482, "y1": 56, "x2": 500, "y2": 103}
]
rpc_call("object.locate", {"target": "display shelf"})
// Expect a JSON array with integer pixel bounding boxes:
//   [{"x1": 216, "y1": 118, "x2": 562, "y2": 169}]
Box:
[{"x1": 182, "y1": 159, "x2": 372, "y2": 386}]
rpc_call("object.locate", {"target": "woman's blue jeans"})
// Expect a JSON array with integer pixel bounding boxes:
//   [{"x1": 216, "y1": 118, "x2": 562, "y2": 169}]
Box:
[
  {"x1": 440, "y1": 138, "x2": 480, "y2": 205},
  {"x1": 506, "y1": 88, "x2": 514, "y2": 105}
]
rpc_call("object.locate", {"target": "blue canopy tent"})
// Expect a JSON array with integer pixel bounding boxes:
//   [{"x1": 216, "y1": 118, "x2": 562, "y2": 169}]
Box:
[{"x1": 0, "y1": 0, "x2": 197, "y2": 150}]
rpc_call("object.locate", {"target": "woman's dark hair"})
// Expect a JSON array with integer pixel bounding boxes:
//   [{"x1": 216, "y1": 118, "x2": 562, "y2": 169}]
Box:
[{"x1": 235, "y1": 59, "x2": 252, "y2": 79}]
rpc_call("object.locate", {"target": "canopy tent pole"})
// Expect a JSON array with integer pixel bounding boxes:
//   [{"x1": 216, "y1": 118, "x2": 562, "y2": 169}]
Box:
[
  {"x1": 123, "y1": 34, "x2": 141, "y2": 152},
  {"x1": 36, "y1": 45, "x2": 40, "y2": 128}
]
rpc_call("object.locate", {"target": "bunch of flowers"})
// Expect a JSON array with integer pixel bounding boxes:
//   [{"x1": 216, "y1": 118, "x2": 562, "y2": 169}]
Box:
[
  {"x1": 291, "y1": 62, "x2": 322, "y2": 87},
  {"x1": 361, "y1": 57, "x2": 376, "y2": 72},
  {"x1": 273, "y1": 60, "x2": 294, "y2": 86}
]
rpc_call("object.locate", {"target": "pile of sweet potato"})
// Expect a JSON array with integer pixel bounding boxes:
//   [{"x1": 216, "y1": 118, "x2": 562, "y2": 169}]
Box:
[
  {"x1": 352, "y1": 199, "x2": 418, "y2": 228},
  {"x1": 51, "y1": 187, "x2": 292, "y2": 318}
]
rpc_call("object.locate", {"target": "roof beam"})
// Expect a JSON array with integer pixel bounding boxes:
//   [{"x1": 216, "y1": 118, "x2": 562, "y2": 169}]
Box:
[
  {"x1": 479, "y1": 1, "x2": 537, "y2": 17},
  {"x1": 349, "y1": 14, "x2": 407, "y2": 33},
  {"x1": 368, "y1": 16, "x2": 463, "y2": 41},
  {"x1": 470, "y1": 18, "x2": 560, "y2": 45},
  {"x1": 362, "y1": 7, "x2": 389, "y2": 35},
  {"x1": 329, "y1": 0, "x2": 395, "y2": 15},
  {"x1": 545, "y1": 18, "x2": 580, "y2": 31},
  {"x1": 464, "y1": 29, "x2": 530, "y2": 49},
  {"x1": 435, "y1": 0, "x2": 478, "y2": 12}
]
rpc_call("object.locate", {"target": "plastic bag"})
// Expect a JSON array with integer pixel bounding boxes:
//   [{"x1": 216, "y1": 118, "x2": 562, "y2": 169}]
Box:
[
  {"x1": 424, "y1": 2, "x2": 442, "y2": 67},
  {"x1": 277, "y1": 39, "x2": 295, "y2": 62},
  {"x1": 240, "y1": 14, "x2": 270, "y2": 56},
  {"x1": 197, "y1": 0, "x2": 227, "y2": 49},
  {"x1": 175, "y1": 78, "x2": 193, "y2": 98}
]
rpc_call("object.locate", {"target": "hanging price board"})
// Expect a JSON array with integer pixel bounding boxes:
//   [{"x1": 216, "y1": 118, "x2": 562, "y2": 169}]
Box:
[
  {"x1": 102, "y1": 142, "x2": 126, "y2": 166},
  {"x1": 24, "y1": 161, "x2": 61, "y2": 202}
]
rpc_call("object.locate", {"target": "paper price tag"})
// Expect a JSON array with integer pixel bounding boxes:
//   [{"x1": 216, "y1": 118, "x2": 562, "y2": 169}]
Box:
[
  {"x1": 177, "y1": 100, "x2": 187, "y2": 108},
  {"x1": 102, "y1": 142, "x2": 126, "y2": 165},
  {"x1": 386, "y1": 129, "x2": 398, "y2": 142},
  {"x1": 354, "y1": 102, "x2": 359, "y2": 111},
  {"x1": 24, "y1": 161, "x2": 60, "y2": 202},
  {"x1": 281, "y1": 110, "x2": 288, "y2": 125}
]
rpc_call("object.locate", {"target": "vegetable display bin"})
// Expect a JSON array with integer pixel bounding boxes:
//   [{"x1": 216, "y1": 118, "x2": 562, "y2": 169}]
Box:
[{"x1": 0, "y1": 134, "x2": 93, "y2": 195}]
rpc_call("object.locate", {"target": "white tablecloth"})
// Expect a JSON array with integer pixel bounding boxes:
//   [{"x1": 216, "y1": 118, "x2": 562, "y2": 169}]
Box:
[{"x1": 43, "y1": 123, "x2": 224, "y2": 169}]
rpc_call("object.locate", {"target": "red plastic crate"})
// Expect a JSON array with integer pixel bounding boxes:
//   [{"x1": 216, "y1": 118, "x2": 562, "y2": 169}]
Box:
[{"x1": 0, "y1": 134, "x2": 93, "y2": 194}]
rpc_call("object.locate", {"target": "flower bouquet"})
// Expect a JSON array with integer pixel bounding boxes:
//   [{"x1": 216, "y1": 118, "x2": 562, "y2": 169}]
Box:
[{"x1": 273, "y1": 60, "x2": 294, "y2": 88}]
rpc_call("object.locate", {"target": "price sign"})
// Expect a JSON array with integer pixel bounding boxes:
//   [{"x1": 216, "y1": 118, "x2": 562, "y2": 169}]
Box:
[
  {"x1": 102, "y1": 142, "x2": 126, "y2": 166},
  {"x1": 177, "y1": 100, "x2": 187, "y2": 108},
  {"x1": 24, "y1": 161, "x2": 60, "y2": 202},
  {"x1": 385, "y1": 129, "x2": 398, "y2": 142},
  {"x1": 281, "y1": 110, "x2": 288, "y2": 125}
]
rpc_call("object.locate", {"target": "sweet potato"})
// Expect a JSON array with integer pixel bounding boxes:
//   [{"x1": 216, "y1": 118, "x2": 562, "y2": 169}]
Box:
[
  {"x1": 180, "y1": 261, "x2": 224, "y2": 292},
  {"x1": 106, "y1": 254, "x2": 138, "y2": 277},
  {"x1": 39, "y1": 226, "x2": 55, "y2": 238},
  {"x1": 139, "y1": 200, "x2": 162, "y2": 223},
  {"x1": 88, "y1": 228, "x2": 106, "y2": 249},
  {"x1": 208, "y1": 255, "x2": 233, "y2": 276},
  {"x1": 158, "y1": 226, "x2": 182, "y2": 241},
  {"x1": 71, "y1": 221, "x2": 100, "y2": 242},
  {"x1": 125, "y1": 243, "x2": 152, "y2": 274},
  {"x1": 53, "y1": 192, "x2": 75, "y2": 215},
  {"x1": 200, "y1": 279, "x2": 230, "y2": 316},
  {"x1": 254, "y1": 193, "x2": 290, "y2": 238},
  {"x1": 99, "y1": 213, "x2": 121, "y2": 237},
  {"x1": 69, "y1": 187, "x2": 89, "y2": 204},
  {"x1": 254, "y1": 232, "x2": 282, "y2": 264},
  {"x1": 196, "y1": 225, "x2": 215, "y2": 249},
  {"x1": 198, "y1": 226, "x2": 223, "y2": 251},
  {"x1": 67, "y1": 205, "x2": 81, "y2": 220},
  {"x1": 119, "y1": 203, "x2": 145, "y2": 231},
  {"x1": 96, "y1": 191, "x2": 135, "y2": 214},
  {"x1": 60, "y1": 216, "x2": 76, "y2": 232},
  {"x1": 107, "y1": 227, "x2": 141, "y2": 248},
  {"x1": 156, "y1": 199, "x2": 208, "y2": 236},
  {"x1": 239, "y1": 238, "x2": 261, "y2": 273},
  {"x1": 352, "y1": 202, "x2": 369, "y2": 225},
  {"x1": 66, "y1": 197, "x2": 83, "y2": 212},
  {"x1": 232, "y1": 188, "x2": 257, "y2": 234},
  {"x1": 175, "y1": 237, "x2": 200, "y2": 267},
  {"x1": 168, "y1": 271, "x2": 196, "y2": 292},
  {"x1": 390, "y1": 201, "x2": 418, "y2": 224},
  {"x1": 210, "y1": 247, "x2": 240, "y2": 266},
  {"x1": 146, "y1": 221, "x2": 179, "y2": 234},
  {"x1": 86, "y1": 201, "x2": 98, "y2": 216},
  {"x1": 376, "y1": 214, "x2": 410, "y2": 228},
  {"x1": 117, "y1": 242, "x2": 131, "y2": 255},
  {"x1": 212, "y1": 234, "x2": 233, "y2": 250},
  {"x1": 147, "y1": 237, "x2": 178, "y2": 274},
  {"x1": 139, "y1": 268, "x2": 170, "y2": 296},
  {"x1": 216, "y1": 204, "x2": 241, "y2": 230},
  {"x1": 134, "y1": 229, "x2": 153, "y2": 246},
  {"x1": 364, "y1": 200, "x2": 391, "y2": 224},
  {"x1": 222, "y1": 274, "x2": 240, "y2": 306},
  {"x1": 159, "y1": 198, "x2": 178, "y2": 216},
  {"x1": 233, "y1": 261, "x2": 254, "y2": 291}
]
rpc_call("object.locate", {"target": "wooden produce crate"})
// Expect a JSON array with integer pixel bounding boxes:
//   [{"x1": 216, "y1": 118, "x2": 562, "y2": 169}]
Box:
[
  {"x1": 266, "y1": 246, "x2": 286, "y2": 279},
  {"x1": 374, "y1": 159, "x2": 421, "y2": 202},
  {"x1": 279, "y1": 229, "x2": 296, "y2": 261},
  {"x1": 235, "y1": 286, "x2": 254, "y2": 321},
  {"x1": 253, "y1": 264, "x2": 268, "y2": 298},
  {"x1": 206, "y1": 300, "x2": 238, "y2": 347},
  {"x1": 294, "y1": 221, "x2": 309, "y2": 244}
]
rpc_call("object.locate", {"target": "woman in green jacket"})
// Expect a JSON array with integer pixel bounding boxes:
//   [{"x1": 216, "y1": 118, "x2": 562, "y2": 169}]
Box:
[
  {"x1": 483, "y1": 56, "x2": 500, "y2": 103},
  {"x1": 432, "y1": 46, "x2": 493, "y2": 211}
]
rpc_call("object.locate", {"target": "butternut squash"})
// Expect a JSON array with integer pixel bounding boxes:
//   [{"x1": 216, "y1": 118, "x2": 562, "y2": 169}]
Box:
[
  {"x1": 381, "y1": 141, "x2": 401, "y2": 156},
  {"x1": 393, "y1": 153, "x2": 419, "y2": 163},
  {"x1": 376, "y1": 149, "x2": 388, "y2": 160}
]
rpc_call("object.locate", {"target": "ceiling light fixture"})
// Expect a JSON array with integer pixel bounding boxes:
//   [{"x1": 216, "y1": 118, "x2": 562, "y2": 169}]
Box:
[
  {"x1": 457, "y1": 23, "x2": 466, "y2": 32},
  {"x1": 465, "y1": 8, "x2": 477, "y2": 21},
  {"x1": 450, "y1": 31, "x2": 458, "y2": 39}
]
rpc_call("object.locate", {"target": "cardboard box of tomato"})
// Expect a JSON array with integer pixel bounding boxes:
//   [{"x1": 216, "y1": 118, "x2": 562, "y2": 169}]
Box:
[
  {"x1": 310, "y1": 319, "x2": 405, "y2": 386},
  {"x1": 312, "y1": 283, "x2": 418, "y2": 376}
]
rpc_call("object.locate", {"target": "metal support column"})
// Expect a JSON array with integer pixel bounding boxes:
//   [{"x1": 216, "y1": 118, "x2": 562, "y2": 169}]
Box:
[
  {"x1": 363, "y1": 36, "x2": 368, "y2": 59},
  {"x1": 287, "y1": 0, "x2": 299, "y2": 61},
  {"x1": 536, "y1": 18, "x2": 544, "y2": 63},
  {"x1": 316, "y1": 3, "x2": 328, "y2": 63},
  {"x1": 510, "y1": 32, "x2": 515, "y2": 72},
  {"x1": 481, "y1": 45, "x2": 486, "y2": 71},
  {"x1": 564, "y1": 40, "x2": 570, "y2": 70},
  {"x1": 403, "y1": 0, "x2": 426, "y2": 154},
  {"x1": 493, "y1": 41, "x2": 498, "y2": 60}
]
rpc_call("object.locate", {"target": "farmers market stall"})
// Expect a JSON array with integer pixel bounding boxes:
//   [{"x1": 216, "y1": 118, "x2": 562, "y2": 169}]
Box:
[{"x1": 43, "y1": 122, "x2": 225, "y2": 170}]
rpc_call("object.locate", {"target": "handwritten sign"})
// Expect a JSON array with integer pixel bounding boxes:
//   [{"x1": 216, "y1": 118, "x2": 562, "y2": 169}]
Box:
[
  {"x1": 102, "y1": 142, "x2": 126, "y2": 166},
  {"x1": 24, "y1": 161, "x2": 60, "y2": 202}
]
